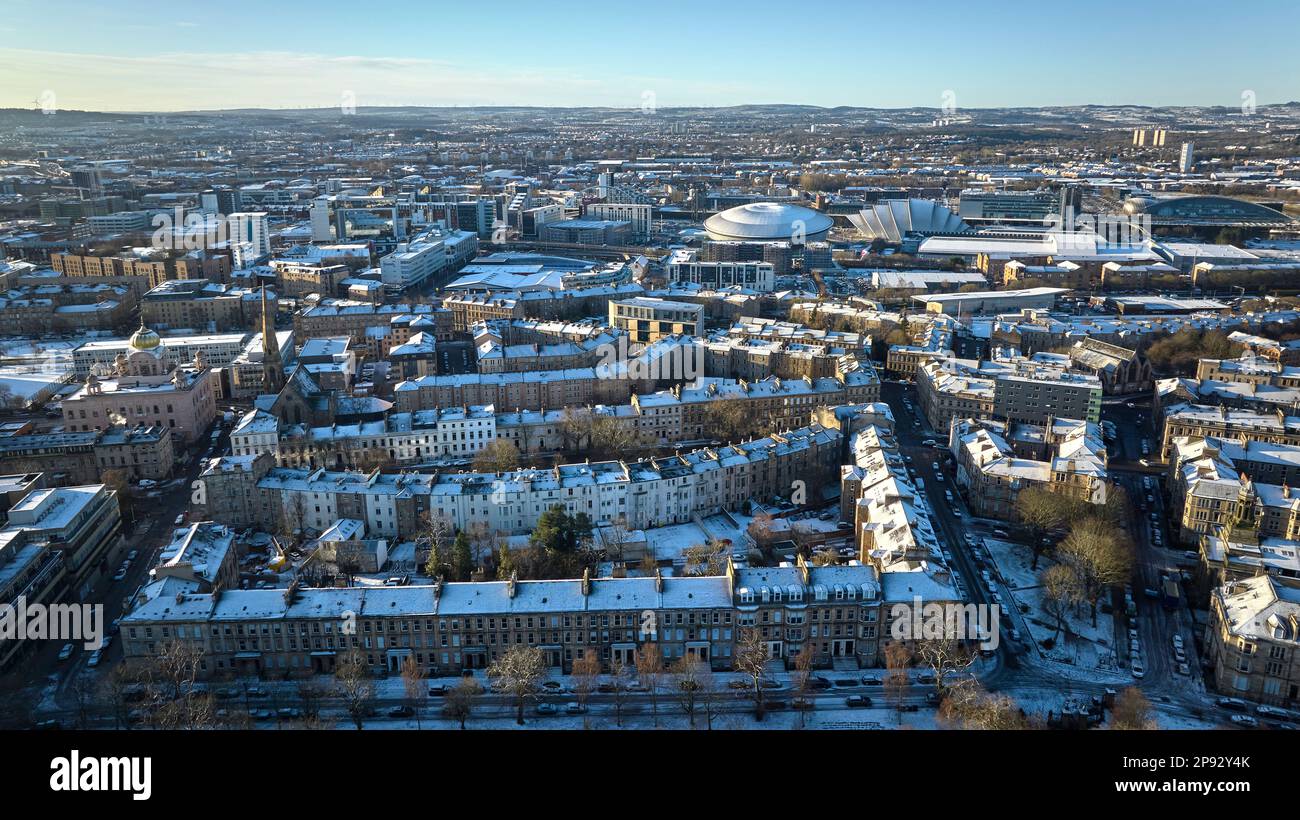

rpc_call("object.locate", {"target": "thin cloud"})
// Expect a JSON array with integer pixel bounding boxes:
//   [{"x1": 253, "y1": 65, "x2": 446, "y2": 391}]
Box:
[{"x1": 0, "y1": 47, "x2": 758, "y2": 110}]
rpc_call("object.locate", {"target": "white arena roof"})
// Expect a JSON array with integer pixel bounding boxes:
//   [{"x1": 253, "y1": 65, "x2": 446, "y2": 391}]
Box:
[{"x1": 703, "y1": 202, "x2": 833, "y2": 242}]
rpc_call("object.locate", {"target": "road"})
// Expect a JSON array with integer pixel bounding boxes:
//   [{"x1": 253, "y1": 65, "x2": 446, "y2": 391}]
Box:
[
  {"x1": 20, "y1": 422, "x2": 227, "y2": 710},
  {"x1": 879, "y1": 381, "x2": 1020, "y2": 671},
  {"x1": 878, "y1": 380, "x2": 1222, "y2": 725}
]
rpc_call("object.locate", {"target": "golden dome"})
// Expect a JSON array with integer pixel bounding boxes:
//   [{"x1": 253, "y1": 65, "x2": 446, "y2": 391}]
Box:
[{"x1": 129, "y1": 323, "x2": 162, "y2": 352}]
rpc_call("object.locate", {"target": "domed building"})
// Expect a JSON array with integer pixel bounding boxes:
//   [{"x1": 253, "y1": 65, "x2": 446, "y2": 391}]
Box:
[
  {"x1": 116, "y1": 323, "x2": 168, "y2": 377},
  {"x1": 65, "y1": 320, "x2": 217, "y2": 444},
  {"x1": 703, "y1": 202, "x2": 834, "y2": 242}
]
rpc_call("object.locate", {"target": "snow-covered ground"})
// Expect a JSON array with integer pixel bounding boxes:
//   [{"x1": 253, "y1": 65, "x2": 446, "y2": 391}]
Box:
[{"x1": 982, "y1": 537, "x2": 1128, "y2": 682}]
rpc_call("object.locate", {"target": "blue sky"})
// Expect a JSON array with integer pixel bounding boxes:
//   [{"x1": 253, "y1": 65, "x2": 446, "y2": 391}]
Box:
[{"x1": 2, "y1": 0, "x2": 1298, "y2": 110}]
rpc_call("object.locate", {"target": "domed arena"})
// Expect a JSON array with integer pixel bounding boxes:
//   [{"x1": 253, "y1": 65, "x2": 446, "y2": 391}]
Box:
[{"x1": 703, "y1": 202, "x2": 834, "y2": 242}]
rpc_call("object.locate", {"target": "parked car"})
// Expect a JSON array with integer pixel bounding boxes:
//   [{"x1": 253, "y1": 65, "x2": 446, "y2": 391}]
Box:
[
  {"x1": 860, "y1": 675, "x2": 882, "y2": 686},
  {"x1": 845, "y1": 695, "x2": 873, "y2": 708},
  {"x1": 791, "y1": 698, "x2": 814, "y2": 711},
  {"x1": 387, "y1": 705, "x2": 415, "y2": 718},
  {"x1": 86, "y1": 649, "x2": 102, "y2": 667},
  {"x1": 250, "y1": 709, "x2": 273, "y2": 721},
  {"x1": 277, "y1": 708, "x2": 303, "y2": 720},
  {"x1": 1230, "y1": 715, "x2": 1259, "y2": 728},
  {"x1": 112, "y1": 567, "x2": 127, "y2": 582},
  {"x1": 564, "y1": 702, "x2": 587, "y2": 715},
  {"x1": 57, "y1": 643, "x2": 74, "y2": 662},
  {"x1": 1131, "y1": 660, "x2": 1144, "y2": 678},
  {"x1": 1217, "y1": 697, "x2": 1250, "y2": 712},
  {"x1": 535, "y1": 703, "x2": 558, "y2": 715}
]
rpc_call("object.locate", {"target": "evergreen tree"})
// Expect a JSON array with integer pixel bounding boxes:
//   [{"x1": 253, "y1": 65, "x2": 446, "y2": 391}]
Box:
[
  {"x1": 496, "y1": 543, "x2": 516, "y2": 580},
  {"x1": 451, "y1": 531, "x2": 473, "y2": 581}
]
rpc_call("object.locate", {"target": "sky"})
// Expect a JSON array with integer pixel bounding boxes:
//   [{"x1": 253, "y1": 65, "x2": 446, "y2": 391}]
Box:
[{"x1": 1, "y1": 0, "x2": 1298, "y2": 112}]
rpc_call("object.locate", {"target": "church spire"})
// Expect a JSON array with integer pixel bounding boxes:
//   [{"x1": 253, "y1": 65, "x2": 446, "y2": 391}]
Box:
[{"x1": 261, "y1": 286, "x2": 284, "y2": 393}]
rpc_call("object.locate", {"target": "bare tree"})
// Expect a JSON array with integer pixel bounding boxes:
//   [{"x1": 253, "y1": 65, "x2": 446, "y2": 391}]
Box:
[
  {"x1": 914, "y1": 635, "x2": 975, "y2": 695},
  {"x1": 636, "y1": 643, "x2": 666, "y2": 727},
  {"x1": 937, "y1": 678, "x2": 1034, "y2": 730},
  {"x1": 99, "y1": 664, "x2": 137, "y2": 730},
  {"x1": 1110, "y1": 686, "x2": 1156, "y2": 730},
  {"x1": 669, "y1": 655, "x2": 707, "y2": 728},
  {"x1": 682, "y1": 541, "x2": 728, "y2": 576},
  {"x1": 560, "y1": 406, "x2": 594, "y2": 452},
  {"x1": 571, "y1": 652, "x2": 601, "y2": 728},
  {"x1": 142, "y1": 639, "x2": 211, "y2": 729},
  {"x1": 280, "y1": 493, "x2": 309, "y2": 546},
  {"x1": 297, "y1": 682, "x2": 327, "y2": 721},
  {"x1": 601, "y1": 514, "x2": 634, "y2": 563},
  {"x1": 488, "y1": 645, "x2": 546, "y2": 725},
  {"x1": 702, "y1": 396, "x2": 754, "y2": 442},
  {"x1": 1042, "y1": 563, "x2": 1085, "y2": 642},
  {"x1": 401, "y1": 656, "x2": 427, "y2": 729},
  {"x1": 472, "y1": 438, "x2": 521, "y2": 473},
  {"x1": 608, "y1": 658, "x2": 632, "y2": 728},
  {"x1": 443, "y1": 678, "x2": 481, "y2": 729},
  {"x1": 1058, "y1": 517, "x2": 1135, "y2": 625},
  {"x1": 883, "y1": 641, "x2": 912, "y2": 723},
  {"x1": 734, "y1": 627, "x2": 769, "y2": 720},
  {"x1": 699, "y1": 666, "x2": 727, "y2": 730},
  {"x1": 335, "y1": 646, "x2": 375, "y2": 730},
  {"x1": 421, "y1": 511, "x2": 455, "y2": 579},
  {"x1": 792, "y1": 648, "x2": 815, "y2": 728}
]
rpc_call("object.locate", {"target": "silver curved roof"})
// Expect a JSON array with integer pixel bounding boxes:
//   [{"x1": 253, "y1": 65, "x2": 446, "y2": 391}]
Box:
[
  {"x1": 847, "y1": 199, "x2": 971, "y2": 243},
  {"x1": 704, "y1": 202, "x2": 834, "y2": 242}
]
